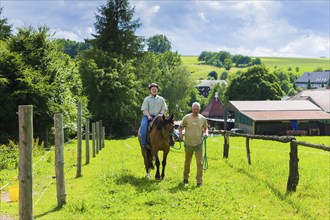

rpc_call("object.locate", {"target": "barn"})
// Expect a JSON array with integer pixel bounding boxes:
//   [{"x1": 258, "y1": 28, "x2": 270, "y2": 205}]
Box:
[
  {"x1": 223, "y1": 100, "x2": 330, "y2": 135},
  {"x1": 295, "y1": 70, "x2": 330, "y2": 89}
]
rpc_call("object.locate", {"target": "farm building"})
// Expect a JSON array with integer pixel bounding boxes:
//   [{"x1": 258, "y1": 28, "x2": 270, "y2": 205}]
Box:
[
  {"x1": 201, "y1": 92, "x2": 225, "y2": 119},
  {"x1": 196, "y1": 80, "x2": 227, "y2": 97},
  {"x1": 201, "y1": 92, "x2": 234, "y2": 130},
  {"x1": 295, "y1": 70, "x2": 330, "y2": 89},
  {"x1": 287, "y1": 88, "x2": 330, "y2": 113},
  {"x1": 223, "y1": 100, "x2": 330, "y2": 135}
]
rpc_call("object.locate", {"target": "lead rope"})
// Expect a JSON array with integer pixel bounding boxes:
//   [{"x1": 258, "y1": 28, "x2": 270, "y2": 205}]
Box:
[{"x1": 203, "y1": 137, "x2": 208, "y2": 171}]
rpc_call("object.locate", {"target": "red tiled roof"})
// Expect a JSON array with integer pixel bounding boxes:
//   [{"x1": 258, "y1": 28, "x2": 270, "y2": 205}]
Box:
[{"x1": 201, "y1": 97, "x2": 225, "y2": 117}]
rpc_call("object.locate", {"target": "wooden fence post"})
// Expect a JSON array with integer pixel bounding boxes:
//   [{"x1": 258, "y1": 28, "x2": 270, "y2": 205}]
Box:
[
  {"x1": 287, "y1": 140, "x2": 299, "y2": 192},
  {"x1": 54, "y1": 113, "x2": 66, "y2": 208},
  {"x1": 223, "y1": 133, "x2": 229, "y2": 158},
  {"x1": 101, "y1": 126, "x2": 105, "y2": 148},
  {"x1": 102, "y1": 126, "x2": 105, "y2": 149},
  {"x1": 92, "y1": 122, "x2": 96, "y2": 157},
  {"x1": 95, "y1": 121, "x2": 99, "y2": 154},
  {"x1": 99, "y1": 120, "x2": 102, "y2": 150},
  {"x1": 246, "y1": 137, "x2": 251, "y2": 165},
  {"x1": 76, "y1": 102, "x2": 82, "y2": 178},
  {"x1": 85, "y1": 118, "x2": 90, "y2": 164},
  {"x1": 18, "y1": 105, "x2": 33, "y2": 220}
]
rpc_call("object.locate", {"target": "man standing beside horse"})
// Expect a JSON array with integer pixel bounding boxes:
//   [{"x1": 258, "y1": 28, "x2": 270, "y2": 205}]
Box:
[{"x1": 178, "y1": 102, "x2": 208, "y2": 187}]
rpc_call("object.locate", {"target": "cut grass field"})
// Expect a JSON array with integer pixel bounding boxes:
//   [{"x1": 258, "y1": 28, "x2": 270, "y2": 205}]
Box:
[
  {"x1": 181, "y1": 55, "x2": 330, "y2": 81},
  {"x1": 1, "y1": 136, "x2": 329, "y2": 219}
]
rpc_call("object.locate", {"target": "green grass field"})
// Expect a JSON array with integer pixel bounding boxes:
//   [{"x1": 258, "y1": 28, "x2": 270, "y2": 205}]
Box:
[
  {"x1": 181, "y1": 56, "x2": 330, "y2": 81},
  {"x1": 1, "y1": 136, "x2": 329, "y2": 219}
]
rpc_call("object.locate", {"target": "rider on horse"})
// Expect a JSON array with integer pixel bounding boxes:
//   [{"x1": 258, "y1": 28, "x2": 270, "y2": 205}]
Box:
[{"x1": 140, "y1": 83, "x2": 168, "y2": 151}]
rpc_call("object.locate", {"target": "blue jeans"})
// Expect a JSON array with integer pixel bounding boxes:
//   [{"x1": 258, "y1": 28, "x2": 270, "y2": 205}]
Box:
[
  {"x1": 174, "y1": 129, "x2": 179, "y2": 139},
  {"x1": 140, "y1": 115, "x2": 153, "y2": 146}
]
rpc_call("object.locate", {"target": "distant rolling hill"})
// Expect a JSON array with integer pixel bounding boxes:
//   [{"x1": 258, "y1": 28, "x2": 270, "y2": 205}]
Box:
[{"x1": 181, "y1": 55, "x2": 330, "y2": 81}]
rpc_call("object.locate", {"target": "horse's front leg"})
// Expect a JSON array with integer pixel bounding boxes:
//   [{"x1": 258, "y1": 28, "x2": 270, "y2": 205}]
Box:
[
  {"x1": 154, "y1": 152, "x2": 161, "y2": 180},
  {"x1": 161, "y1": 149, "x2": 169, "y2": 180}
]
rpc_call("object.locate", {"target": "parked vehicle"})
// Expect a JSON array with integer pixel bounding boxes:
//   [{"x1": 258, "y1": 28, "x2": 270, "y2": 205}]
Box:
[{"x1": 230, "y1": 128, "x2": 245, "y2": 134}]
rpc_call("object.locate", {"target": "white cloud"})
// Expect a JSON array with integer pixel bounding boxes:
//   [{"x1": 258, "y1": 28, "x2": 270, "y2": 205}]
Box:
[
  {"x1": 198, "y1": 12, "x2": 209, "y2": 23},
  {"x1": 1, "y1": 0, "x2": 329, "y2": 57},
  {"x1": 52, "y1": 29, "x2": 81, "y2": 42},
  {"x1": 133, "y1": 2, "x2": 160, "y2": 25},
  {"x1": 279, "y1": 33, "x2": 330, "y2": 57}
]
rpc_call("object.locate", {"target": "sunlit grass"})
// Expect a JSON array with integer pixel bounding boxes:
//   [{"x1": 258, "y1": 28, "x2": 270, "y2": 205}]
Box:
[{"x1": 1, "y1": 136, "x2": 329, "y2": 219}]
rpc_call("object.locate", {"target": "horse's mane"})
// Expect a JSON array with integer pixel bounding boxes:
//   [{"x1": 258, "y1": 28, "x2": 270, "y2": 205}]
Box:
[
  {"x1": 153, "y1": 115, "x2": 174, "y2": 131},
  {"x1": 154, "y1": 115, "x2": 164, "y2": 131}
]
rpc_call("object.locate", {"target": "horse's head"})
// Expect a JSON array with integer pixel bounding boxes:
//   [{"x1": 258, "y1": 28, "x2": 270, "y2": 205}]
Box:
[{"x1": 162, "y1": 114, "x2": 175, "y2": 146}]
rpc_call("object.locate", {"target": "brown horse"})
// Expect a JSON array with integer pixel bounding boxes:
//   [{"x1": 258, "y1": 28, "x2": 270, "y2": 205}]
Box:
[{"x1": 138, "y1": 114, "x2": 175, "y2": 180}]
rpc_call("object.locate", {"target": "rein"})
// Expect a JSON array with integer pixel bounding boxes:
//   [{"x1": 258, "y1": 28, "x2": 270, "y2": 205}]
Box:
[{"x1": 203, "y1": 137, "x2": 208, "y2": 171}]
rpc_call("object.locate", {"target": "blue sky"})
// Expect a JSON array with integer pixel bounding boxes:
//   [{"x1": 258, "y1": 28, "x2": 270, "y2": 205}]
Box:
[{"x1": 1, "y1": 0, "x2": 329, "y2": 58}]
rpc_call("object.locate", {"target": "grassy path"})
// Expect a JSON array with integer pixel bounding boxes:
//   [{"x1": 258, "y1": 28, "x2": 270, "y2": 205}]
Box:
[{"x1": 1, "y1": 136, "x2": 329, "y2": 219}]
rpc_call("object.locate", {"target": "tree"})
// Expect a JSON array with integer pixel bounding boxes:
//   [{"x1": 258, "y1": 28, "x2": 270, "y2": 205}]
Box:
[
  {"x1": 252, "y1": 57, "x2": 262, "y2": 65},
  {"x1": 0, "y1": 26, "x2": 85, "y2": 144},
  {"x1": 220, "y1": 71, "x2": 228, "y2": 80},
  {"x1": 0, "y1": 8, "x2": 12, "y2": 40},
  {"x1": 79, "y1": 48, "x2": 139, "y2": 137},
  {"x1": 134, "y1": 51, "x2": 195, "y2": 119},
  {"x1": 147, "y1": 34, "x2": 171, "y2": 53},
  {"x1": 54, "y1": 39, "x2": 91, "y2": 58},
  {"x1": 208, "y1": 71, "x2": 218, "y2": 80},
  {"x1": 88, "y1": 0, "x2": 144, "y2": 60},
  {"x1": 314, "y1": 67, "x2": 323, "y2": 72},
  {"x1": 225, "y1": 65, "x2": 283, "y2": 101},
  {"x1": 206, "y1": 83, "x2": 227, "y2": 104},
  {"x1": 307, "y1": 79, "x2": 312, "y2": 89}
]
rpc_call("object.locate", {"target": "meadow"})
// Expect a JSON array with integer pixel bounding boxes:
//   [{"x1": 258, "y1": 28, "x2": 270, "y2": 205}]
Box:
[
  {"x1": 181, "y1": 56, "x2": 330, "y2": 80},
  {"x1": 1, "y1": 136, "x2": 329, "y2": 219}
]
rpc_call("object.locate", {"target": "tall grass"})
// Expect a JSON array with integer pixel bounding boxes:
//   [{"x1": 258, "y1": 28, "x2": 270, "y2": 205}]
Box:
[{"x1": 1, "y1": 136, "x2": 329, "y2": 219}]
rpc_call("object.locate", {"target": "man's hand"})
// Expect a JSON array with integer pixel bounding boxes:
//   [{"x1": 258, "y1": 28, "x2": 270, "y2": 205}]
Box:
[
  {"x1": 178, "y1": 134, "x2": 183, "y2": 142},
  {"x1": 147, "y1": 115, "x2": 153, "y2": 120},
  {"x1": 203, "y1": 133, "x2": 208, "y2": 139}
]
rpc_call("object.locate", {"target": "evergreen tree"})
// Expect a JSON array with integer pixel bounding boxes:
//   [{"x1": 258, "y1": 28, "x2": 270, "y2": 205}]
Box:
[
  {"x1": 79, "y1": 0, "x2": 145, "y2": 137},
  {"x1": 307, "y1": 79, "x2": 312, "y2": 89},
  {"x1": 88, "y1": 0, "x2": 144, "y2": 60},
  {"x1": 0, "y1": 8, "x2": 12, "y2": 40},
  {"x1": 55, "y1": 38, "x2": 91, "y2": 58}
]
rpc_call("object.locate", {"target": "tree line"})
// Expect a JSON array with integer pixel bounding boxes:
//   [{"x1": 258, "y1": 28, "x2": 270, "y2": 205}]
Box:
[
  {"x1": 198, "y1": 51, "x2": 262, "y2": 70},
  {"x1": 0, "y1": 0, "x2": 288, "y2": 144}
]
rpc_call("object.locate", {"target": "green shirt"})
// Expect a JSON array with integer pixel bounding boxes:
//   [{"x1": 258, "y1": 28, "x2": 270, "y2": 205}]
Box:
[
  {"x1": 180, "y1": 113, "x2": 207, "y2": 150},
  {"x1": 141, "y1": 95, "x2": 168, "y2": 116}
]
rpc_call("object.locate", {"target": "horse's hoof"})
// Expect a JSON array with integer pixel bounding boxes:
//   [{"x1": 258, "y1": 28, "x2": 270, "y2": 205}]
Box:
[
  {"x1": 155, "y1": 175, "x2": 161, "y2": 180},
  {"x1": 146, "y1": 173, "x2": 150, "y2": 179}
]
